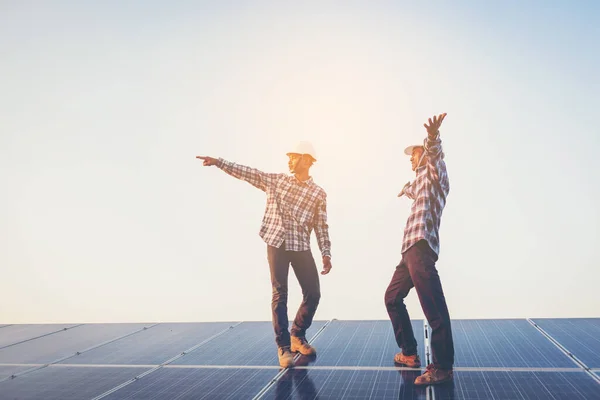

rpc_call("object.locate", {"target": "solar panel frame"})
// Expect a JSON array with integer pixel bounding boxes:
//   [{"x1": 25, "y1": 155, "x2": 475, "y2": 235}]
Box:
[
  {"x1": 291, "y1": 319, "x2": 425, "y2": 367},
  {"x1": 170, "y1": 320, "x2": 326, "y2": 367},
  {"x1": 450, "y1": 319, "x2": 576, "y2": 368},
  {"x1": 0, "y1": 324, "x2": 80, "y2": 349},
  {"x1": 531, "y1": 318, "x2": 600, "y2": 369},
  {"x1": 99, "y1": 367, "x2": 280, "y2": 400},
  {"x1": 259, "y1": 368, "x2": 427, "y2": 400},
  {"x1": 0, "y1": 365, "x2": 150, "y2": 400},
  {"x1": 58, "y1": 322, "x2": 236, "y2": 365},
  {"x1": 434, "y1": 370, "x2": 600, "y2": 400}
]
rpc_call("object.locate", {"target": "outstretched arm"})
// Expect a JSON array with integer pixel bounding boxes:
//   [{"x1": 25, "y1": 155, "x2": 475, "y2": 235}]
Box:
[
  {"x1": 313, "y1": 196, "x2": 332, "y2": 275},
  {"x1": 196, "y1": 156, "x2": 279, "y2": 192},
  {"x1": 422, "y1": 113, "x2": 447, "y2": 182}
]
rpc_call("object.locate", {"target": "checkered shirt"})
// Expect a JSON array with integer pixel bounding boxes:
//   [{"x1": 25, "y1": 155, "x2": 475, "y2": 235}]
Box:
[
  {"x1": 216, "y1": 158, "x2": 331, "y2": 258},
  {"x1": 401, "y1": 132, "x2": 449, "y2": 255}
]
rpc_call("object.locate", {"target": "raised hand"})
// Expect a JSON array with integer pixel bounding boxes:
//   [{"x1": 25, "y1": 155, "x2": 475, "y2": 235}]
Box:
[
  {"x1": 196, "y1": 156, "x2": 219, "y2": 166},
  {"x1": 424, "y1": 113, "x2": 447, "y2": 136}
]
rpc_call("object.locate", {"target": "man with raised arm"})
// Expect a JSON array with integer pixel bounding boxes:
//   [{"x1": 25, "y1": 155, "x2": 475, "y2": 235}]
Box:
[{"x1": 385, "y1": 113, "x2": 455, "y2": 385}]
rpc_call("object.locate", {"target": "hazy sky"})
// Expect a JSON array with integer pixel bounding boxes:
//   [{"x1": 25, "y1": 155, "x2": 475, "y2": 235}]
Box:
[{"x1": 1, "y1": 1, "x2": 599, "y2": 324}]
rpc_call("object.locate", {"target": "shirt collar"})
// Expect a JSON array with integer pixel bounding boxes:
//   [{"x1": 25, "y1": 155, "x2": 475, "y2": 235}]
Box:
[{"x1": 290, "y1": 174, "x2": 314, "y2": 186}]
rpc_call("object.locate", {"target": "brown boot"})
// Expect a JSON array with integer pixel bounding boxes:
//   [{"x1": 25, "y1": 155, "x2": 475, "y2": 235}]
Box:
[
  {"x1": 277, "y1": 346, "x2": 295, "y2": 368},
  {"x1": 414, "y1": 364, "x2": 453, "y2": 386},
  {"x1": 291, "y1": 336, "x2": 317, "y2": 356},
  {"x1": 394, "y1": 352, "x2": 421, "y2": 368}
]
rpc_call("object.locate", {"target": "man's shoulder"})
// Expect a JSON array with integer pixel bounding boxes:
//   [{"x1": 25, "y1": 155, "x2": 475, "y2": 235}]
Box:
[{"x1": 311, "y1": 182, "x2": 327, "y2": 199}]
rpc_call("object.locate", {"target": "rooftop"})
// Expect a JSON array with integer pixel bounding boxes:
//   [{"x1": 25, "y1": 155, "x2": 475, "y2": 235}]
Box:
[{"x1": 0, "y1": 318, "x2": 599, "y2": 399}]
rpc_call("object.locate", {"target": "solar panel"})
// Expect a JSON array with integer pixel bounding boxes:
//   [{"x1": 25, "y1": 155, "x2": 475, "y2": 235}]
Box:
[
  {"x1": 0, "y1": 323, "x2": 149, "y2": 366},
  {"x1": 59, "y1": 322, "x2": 235, "y2": 365},
  {"x1": 1, "y1": 319, "x2": 598, "y2": 399},
  {"x1": 100, "y1": 367, "x2": 278, "y2": 400},
  {"x1": 260, "y1": 369, "x2": 428, "y2": 400},
  {"x1": 0, "y1": 365, "x2": 34, "y2": 381},
  {"x1": 293, "y1": 320, "x2": 425, "y2": 367},
  {"x1": 531, "y1": 318, "x2": 600, "y2": 369},
  {"x1": 451, "y1": 319, "x2": 575, "y2": 368},
  {"x1": 434, "y1": 371, "x2": 600, "y2": 400},
  {"x1": 0, "y1": 324, "x2": 79, "y2": 349},
  {"x1": 0, "y1": 365, "x2": 149, "y2": 400},
  {"x1": 171, "y1": 321, "x2": 326, "y2": 367}
]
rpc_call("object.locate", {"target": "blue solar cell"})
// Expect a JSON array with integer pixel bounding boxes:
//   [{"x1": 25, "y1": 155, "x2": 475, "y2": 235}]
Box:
[
  {"x1": 261, "y1": 369, "x2": 428, "y2": 400},
  {"x1": 101, "y1": 367, "x2": 278, "y2": 400},
  {"x1": 434, "y1": 371, "x2": 600, "y2": 400},
  {"x1": 0, "y1": 365, "x2": 149, "y2": 400},
  {"x1": 0, "y1": 365, "x2": 34, "y2": 381},
  {"x1": 451, "y1": 319, "x2": 575, "y2": 367},
  {"x1": 60, "y1": 322, "x2": 235, "y2": 365},
  {"x1": 0, "y1": 323, "x2": 148, "y2": 366},
  {"x1": 531, "y1": 318, "x2": 600, "y2": 368},
  {"x1": 171, "y1": 320, "x2": 326, "y2": 366},
  {"x1": 0, "y1": 324, "x2": 79, "y2": 349},
  {"x1": 293, "y1": 320, "x2": 425, "y2": 367}
]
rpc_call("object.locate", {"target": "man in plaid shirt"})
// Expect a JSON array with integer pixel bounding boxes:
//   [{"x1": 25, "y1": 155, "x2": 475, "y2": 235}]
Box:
[
  {"x1": 197, "y1": 141, "x2": 332, "y2": 368},
  {"x1": 385, "y1": 113, "x2": 455, "y2": 386}
]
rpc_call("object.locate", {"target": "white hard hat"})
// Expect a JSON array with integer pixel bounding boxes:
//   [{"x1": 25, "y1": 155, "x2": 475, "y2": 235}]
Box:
[
  {"x1": 403, "y1": 143, "x2": 445, "y2": 159},
  {"x1": 287, "y1": 141, "x2": 317, "y2": 161},
  {"x1": 403, "y1": 144, "x2": 423, "y2": 156}
]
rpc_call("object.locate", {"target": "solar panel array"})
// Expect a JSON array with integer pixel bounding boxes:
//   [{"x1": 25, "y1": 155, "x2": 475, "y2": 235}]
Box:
[{"x1": 0, "y1": 318, "x2": 598, "y2": 399}]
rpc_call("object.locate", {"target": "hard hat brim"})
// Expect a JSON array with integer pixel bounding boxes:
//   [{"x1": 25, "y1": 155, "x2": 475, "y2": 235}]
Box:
[
  {"x1": 286, "y1": 152, "x2": 316, "y2": 162},
  {"x1": 403, "y1": 145, "x2": 423, "y2": 156}
]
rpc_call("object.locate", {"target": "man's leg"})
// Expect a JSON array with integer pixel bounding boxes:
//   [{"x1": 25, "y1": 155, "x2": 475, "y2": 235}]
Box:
[
  {"x1": 289, "y1": 250, "x2": 320, "y2": 352},
  {"x1": 267, "y1": 243, "x2": 292, "y2": 349},
  {"x1": 384, "y1": 259, "x2": 419, "y2": 365},
  {"x1": 404, "y1": 240, "x2": 454, "y2": 371}
]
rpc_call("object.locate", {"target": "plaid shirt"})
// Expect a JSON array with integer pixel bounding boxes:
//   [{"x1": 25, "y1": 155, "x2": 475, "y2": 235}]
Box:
[
  {"x1": 216, "y1": 158, "x2": 331, "y2": 258},
  {"x1": 401, "y1": 132, "x2": 449, "y2": 255}
]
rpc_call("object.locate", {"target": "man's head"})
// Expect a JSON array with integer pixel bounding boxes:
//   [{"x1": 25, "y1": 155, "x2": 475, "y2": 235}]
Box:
[
  {"x1": 404, "y1": 144, "x2": 426, "y2": 172},
  {"x1": 287, "y1": 141, "x2": 317, "y2": 174}
]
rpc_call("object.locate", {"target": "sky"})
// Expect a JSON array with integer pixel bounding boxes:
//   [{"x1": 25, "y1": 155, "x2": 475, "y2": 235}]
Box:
[{"x1": 1, "y1": 1, "x2": 599, "y2": 324}]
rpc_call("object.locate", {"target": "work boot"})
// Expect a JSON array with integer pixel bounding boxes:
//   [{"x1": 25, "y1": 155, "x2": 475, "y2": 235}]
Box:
[
  {"x1": 278, "y1": 346, "x2": 294, "y2": 368},
  {"x1": 394, "y1": 352, "x2": 421, "y2": 368},
  {"x1": 291, "y1": 336, "x2": 317, "y2": 356},
  {"x1": 414, "y1": 364, "x2": 453, "y2": 385}
]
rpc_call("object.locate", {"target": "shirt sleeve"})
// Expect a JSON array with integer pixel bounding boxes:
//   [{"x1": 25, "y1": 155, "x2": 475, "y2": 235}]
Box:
[
  {"x1": 403, "y1": 181, "x2": 417, "y2": 200},
  {"x1": 423, "y1": 132, "x2": 445, "y2": 182},
  {"x1": 313, "y1": 195, "x2": 332, "y2": 258},
  {"x1": 217, "y1": 158, "x2": 280, "y2": 192}
]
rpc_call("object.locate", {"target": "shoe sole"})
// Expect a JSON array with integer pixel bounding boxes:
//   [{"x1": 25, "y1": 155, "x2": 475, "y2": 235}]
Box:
[
  {"x1": 394, "y1": 362, "x2": 421, "y2": 368},
  {"x1": 414, "y1": 376, "x2": 453, "y2": 386},
  {"x1": 291, "y1": 347, "x2": 316, "y2": 356},
  {"x1": 394, "y1": 359, "x2": 421, "y2": 368}
]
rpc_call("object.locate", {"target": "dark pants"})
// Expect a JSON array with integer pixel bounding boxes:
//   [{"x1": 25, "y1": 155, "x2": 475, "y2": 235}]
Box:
[
  {"x1": 267, "y1": 242, "x2": 321, "y2": 348},
  {"x1": 384, "y1": 240, "x2": 454, "y2": 369}
]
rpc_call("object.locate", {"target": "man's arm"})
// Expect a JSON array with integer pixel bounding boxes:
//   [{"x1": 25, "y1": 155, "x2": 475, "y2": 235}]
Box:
[
  {"x1": 313, "y1": 195, "x2": 332, "y2": 275},
  {"x1": 423, "y1": 113, "x2": 447, "y2": 182},
  {"x1": 196, "y1": 156, "x2": 280, "y2": 192},
  {"x1": 398, "y1": 181, "x2": 416, "y2": 200}
]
